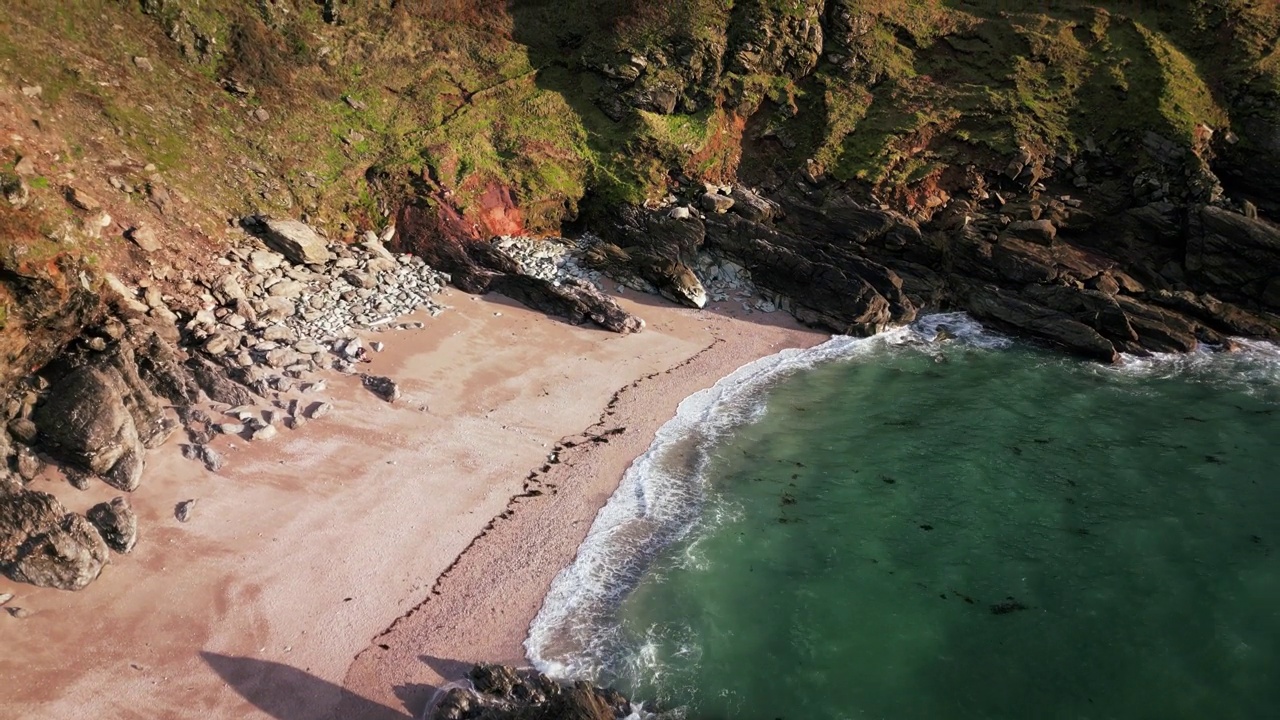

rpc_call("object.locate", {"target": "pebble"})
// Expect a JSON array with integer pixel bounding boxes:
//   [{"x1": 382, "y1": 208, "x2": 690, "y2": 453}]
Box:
[
  {"x1": 175, "y1": 499, "x2": 197, "y2": 523},
  {"x1": 0, "y1": 592, "x2": 12, "y2": 606}
]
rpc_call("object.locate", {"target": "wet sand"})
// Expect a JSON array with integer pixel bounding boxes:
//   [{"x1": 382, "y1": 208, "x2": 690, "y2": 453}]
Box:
[{"x1": 0, "y1": 289, "x2": 823, "y2": 720}]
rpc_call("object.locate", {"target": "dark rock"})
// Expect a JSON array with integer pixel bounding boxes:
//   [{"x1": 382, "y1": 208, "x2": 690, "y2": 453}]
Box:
[
  {"x1": 428, "y1": 663, "x2": 630, "y2": 720},
  {"x1": 87, "y1": 496, "x2": 137, "y2": 553},
  {"x1": 175, "y1": 499, "x2": 196, "y2": 523},
  {"x1": 702, "y1": 212, "x2": 917, "y2": 333},
  {"x1": 33, "y1": 366, "x2": 146, "y2": 491},
  {"x1": 1186, "y1": 205, "x2": 1280, "y2": 310},
  {"x1": 0, "y1": 490, "x2": 108, "y2": 590},
  {"x1": 1005, "y1": 219, "x2": 1057, "y2": 245},
  {"x1": 959, "y1": 282, "x2": 1119, "y2": 362},
  {"x1": 361, "y1": 375, "x2": 401, "y2": 403},
  {"x1": 186, "y1": 356, "x2": 254, "y2": 407}
]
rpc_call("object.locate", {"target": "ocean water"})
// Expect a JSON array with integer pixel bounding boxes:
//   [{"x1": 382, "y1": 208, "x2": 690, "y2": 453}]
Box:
[{"x1": 526, "y1": 314, "x2": 1280, "y2": 720}]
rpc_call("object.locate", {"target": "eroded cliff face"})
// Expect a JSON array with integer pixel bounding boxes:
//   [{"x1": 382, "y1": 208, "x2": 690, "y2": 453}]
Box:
[{"x1": 1, "y1": 1, "x2": 1280, "y2": 588}]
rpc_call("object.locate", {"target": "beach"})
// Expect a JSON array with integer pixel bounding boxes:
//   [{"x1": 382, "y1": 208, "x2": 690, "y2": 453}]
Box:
[{"x1": 0, "y1": 288, "x2": 823, "y2": 720}]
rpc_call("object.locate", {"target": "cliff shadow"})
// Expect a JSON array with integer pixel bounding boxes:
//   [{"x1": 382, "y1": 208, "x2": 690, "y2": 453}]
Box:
[{"x1": 200, "y1": 651, "x2": 415, "y2": 720}]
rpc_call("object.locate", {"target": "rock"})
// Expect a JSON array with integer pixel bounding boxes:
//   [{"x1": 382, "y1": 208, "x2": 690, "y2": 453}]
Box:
[
  {"x1": 361, "y1": 375, "x2": 400, "y2": 402},
  {"x1": 15, "y1": 446, "x2": 41, "y2": 481},
  {"x1": 34, "y1": 366, "x2": 146, "y2": 492},
  {"x1": 960, "y1": 283, "x2": 1119, "y2": 362},
  {"x1": 2, "y1": 172, "x2": 28, "y2": 208},
  {"x1": 247, "y1": 217, "x2": 333, "y2": 265},
  {"x1": 1005, "y1": 219, "x2": 1057, "y2": 245},
  {"x1": 428, "y1": 663, "x2": 630, "y2": 720},
  {"x1": 258, "y1": 297, "x2": 297, "y2": 322},
  {"x1": 175, "y1": 499, "x2": 196, "y2": 523},
  {"x1": 267, "y1": 279, "x2": 306, "y2": 298},
  {"x1": 13, "y1": 155, "x2": 36, "y2": 176},
  {"x1": 0, "y1": 491, "x2": 108, "y2": 590},
  {"x1": 203, "y1": 334, "x2": 233, "y2": 356},
  {"x1": 700, "y1": 192, "x2": 735, "y2": 214},
  {"x1": 0, "y1": 592, "x2": 11, "y2": 605},
  {"x1": 132, "y1": 56, "x2": 154, "y2": 71},
  {"x1": 307, "y1": 401, "x2": 332, "y2": 419},
  {"x1": 252, "y1": 424, "x2": 278, "y2": 441},
  {"x1": 248, "y1": 249, "x2": 285, "y2": 273},
  {"x1": 8, "y1": 417, "x2": 37, "y2": 443},
  {"x1": 262, "y1": 325, "x2": 296, "y2": 343},
  {"x1": 1187, "y1": 205, "x2": 1280, "y2": 310},
  {"x1": 65, "y1": 185, "x2": 101, "y2": 211},
  {"x1": 729, "y1": 186, "x2": 779, "y2": 223},
  {"x1": 20, "y1": 85, "x2": 41, "y2": 97},
  {"x1": 126, "y1": 224, "x2": 162, "y2": 252},
  {"x1": 200, "y1": 445, "x2": 225, "y2": 472},
  {"x1": 87, "y1": 497, "x2": 138, "y2": 553}
]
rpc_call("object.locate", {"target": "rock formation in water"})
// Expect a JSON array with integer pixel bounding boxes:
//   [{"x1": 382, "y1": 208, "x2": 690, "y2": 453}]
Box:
[{"x1": 428, "y1": 664, "x2": 646, "y2": 720}]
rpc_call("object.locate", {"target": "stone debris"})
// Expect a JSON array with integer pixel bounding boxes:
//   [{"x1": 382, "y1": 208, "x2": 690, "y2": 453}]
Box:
[
  {"x1": 184, "y1": 220, "x2": 449, "y2": 389},
  {"x1": 252, "y1": 424, "x2": 278, "y2": 441},
  {"x1": 174, "y1": 499, "x2": 196, "y2": 523}
]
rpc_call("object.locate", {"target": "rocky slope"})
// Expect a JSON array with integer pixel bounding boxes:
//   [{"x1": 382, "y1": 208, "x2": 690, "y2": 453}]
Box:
[{"x1": 2, "y1": 1, "x2": 1280, "y2": 591}]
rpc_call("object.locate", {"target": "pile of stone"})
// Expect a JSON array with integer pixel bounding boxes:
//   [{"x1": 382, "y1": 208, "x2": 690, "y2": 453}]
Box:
[
  {"x1": 491, "y1": 234, "x2": 629, "y2": 292},
  {"x1": 184, "y1": 218, "x2": 450, "y2": 380}
]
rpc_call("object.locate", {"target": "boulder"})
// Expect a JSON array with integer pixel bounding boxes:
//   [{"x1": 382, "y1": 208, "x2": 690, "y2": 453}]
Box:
[
  {"x1": 699, "y1": 192, "x2": 735, "y2": 214},
  {"x1": 33, "y1": 366, "x2": 146, "y2": 491},
  {"x1": 0, "y1": 491, "x2": 108, "y2": 590},
  {"x1": 247, "y1": 217, "x2": 333, "y2": 265},
  {"x1": 87, "y1": 497, "x2": 137, "y2": 553}
]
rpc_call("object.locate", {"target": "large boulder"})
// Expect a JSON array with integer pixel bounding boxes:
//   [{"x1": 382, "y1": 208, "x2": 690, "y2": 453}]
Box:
[
  {"x1": 0, "y1": 490, "x2": 108, "y2": 590},
  {"x1": 33, "y1": 366, "x2": 146, "y2": 491},
  {"x1": 245, "y1": 217, "x2": 334, "y2": 265}
]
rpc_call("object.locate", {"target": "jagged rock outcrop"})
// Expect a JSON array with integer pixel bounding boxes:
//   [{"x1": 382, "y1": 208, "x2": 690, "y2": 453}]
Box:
[
  {"x1": 0, "y1": 490, "x2": 108, "y2": 590},
  {"x1": 33, "y1": 324, "x2": 190, "y2": 492},
  {"x1": 393, "y1": 202, "x2": 644, "y2": 334},
  {"x1": 429, "y1": 664, "x2": 637, "y2": 720}
]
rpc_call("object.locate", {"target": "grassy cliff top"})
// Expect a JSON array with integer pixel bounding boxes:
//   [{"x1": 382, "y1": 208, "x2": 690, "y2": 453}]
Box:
[{"x1": 1, "y1": 0, "x2": 1277, "y2": 262}]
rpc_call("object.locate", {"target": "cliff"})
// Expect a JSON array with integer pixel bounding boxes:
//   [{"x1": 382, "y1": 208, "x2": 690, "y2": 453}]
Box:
[{"x1": 2, "y1": 1, "x2": 1280, "y2": 589}]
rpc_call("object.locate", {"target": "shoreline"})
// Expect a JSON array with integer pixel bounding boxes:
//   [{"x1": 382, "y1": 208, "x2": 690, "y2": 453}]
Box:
[
  {"x1": 0, "y1": 288, "x2": 823, "y2": 720},
  {"x1": 337, "y1": 295, "x2": 825, "y2": 718}
]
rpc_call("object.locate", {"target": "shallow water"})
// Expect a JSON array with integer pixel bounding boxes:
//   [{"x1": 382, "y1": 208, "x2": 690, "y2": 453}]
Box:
[{"x1": 528, "y1": 315, "x2": 1280, "y2": 720}]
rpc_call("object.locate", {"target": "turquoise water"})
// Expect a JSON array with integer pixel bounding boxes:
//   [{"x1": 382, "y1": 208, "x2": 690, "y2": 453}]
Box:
[{"x1": 528, "y1": 315, "x2": 1280, "y2": 720}]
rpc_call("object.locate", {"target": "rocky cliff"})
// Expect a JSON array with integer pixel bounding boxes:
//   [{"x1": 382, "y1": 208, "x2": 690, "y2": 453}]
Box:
[{"x1": 2, "y1": 1, "x2": 1280, "y2": 590}]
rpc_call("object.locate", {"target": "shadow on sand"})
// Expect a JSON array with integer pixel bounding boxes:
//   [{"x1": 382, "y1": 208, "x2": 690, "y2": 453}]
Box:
[{"x1": 201, "y1": 651, "x2": 473, "y2": 720}]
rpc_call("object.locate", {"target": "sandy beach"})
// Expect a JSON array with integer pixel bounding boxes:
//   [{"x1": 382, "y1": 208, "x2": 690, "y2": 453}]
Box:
[{"x1": 0, "y1": 288, "x2": 823, "y2": 720}]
